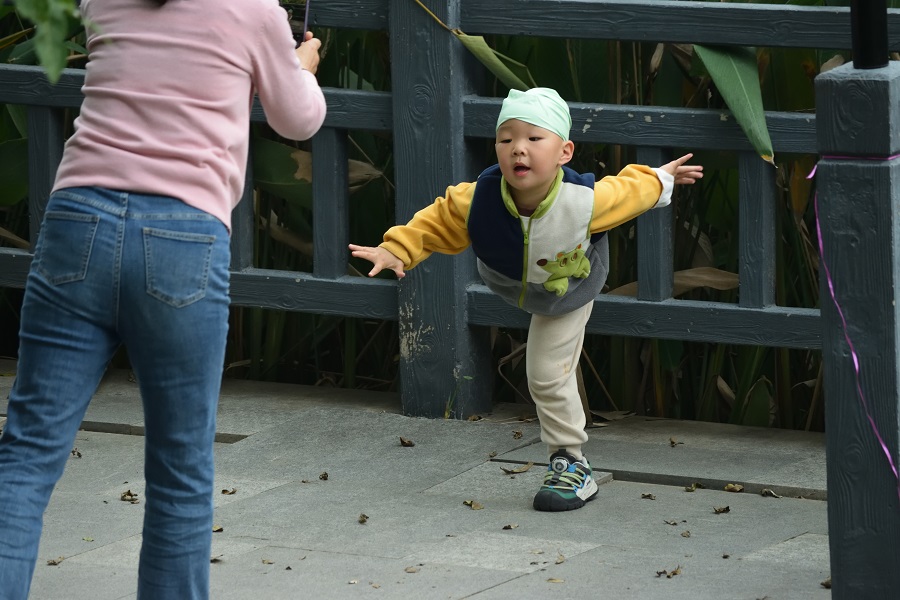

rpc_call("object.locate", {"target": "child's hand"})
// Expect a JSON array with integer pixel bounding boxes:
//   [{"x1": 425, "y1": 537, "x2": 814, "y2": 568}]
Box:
[
  {"x1": 349, "y1": 244, "x2": 406, "y2": 278},
  {"x1": 295, "y1": 31, "x2": 322, "y2": 74},
  {"x1": 661, "y1": 153, "x2": 704, "y2": 185}
]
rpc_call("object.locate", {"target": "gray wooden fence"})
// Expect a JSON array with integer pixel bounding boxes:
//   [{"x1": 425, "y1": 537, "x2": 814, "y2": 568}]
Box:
[{"x1": 2, "y1": 2, "x2": 900, "y2": 593}]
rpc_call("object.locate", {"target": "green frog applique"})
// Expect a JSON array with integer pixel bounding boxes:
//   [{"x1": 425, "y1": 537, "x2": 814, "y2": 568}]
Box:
[{"x1": 536, "y1": 244, "x2": 591, "y2": 296}]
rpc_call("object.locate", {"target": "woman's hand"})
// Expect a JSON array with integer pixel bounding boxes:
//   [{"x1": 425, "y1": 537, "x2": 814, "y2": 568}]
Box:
[{"x1": 295, "y1": 31, "x2": 321, "y2": 74}]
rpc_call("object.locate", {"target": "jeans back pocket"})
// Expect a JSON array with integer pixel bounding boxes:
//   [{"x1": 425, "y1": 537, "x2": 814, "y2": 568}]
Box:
[
  {"x1": 35, "y1": 211, "x2": 100, "y2": 285},
  {"x1": 143, "y1": 227, "x2": 215, "y2": 308}
]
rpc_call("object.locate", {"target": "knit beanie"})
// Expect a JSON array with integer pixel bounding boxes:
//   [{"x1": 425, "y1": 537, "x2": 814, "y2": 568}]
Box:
[{"x1": 495, "y1": 88, "x2": 572, "y2": 141}]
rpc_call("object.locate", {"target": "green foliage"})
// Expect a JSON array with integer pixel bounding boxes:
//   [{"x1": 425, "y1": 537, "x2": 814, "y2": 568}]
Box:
[{"x1": 9, "y1": 0, "x2": 80, "y2": 82}]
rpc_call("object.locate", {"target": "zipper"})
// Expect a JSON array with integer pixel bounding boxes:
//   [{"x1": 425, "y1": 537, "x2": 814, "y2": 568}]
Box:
[{"x1": 518, "y1": 217, "x2": 533, "y2": 308}]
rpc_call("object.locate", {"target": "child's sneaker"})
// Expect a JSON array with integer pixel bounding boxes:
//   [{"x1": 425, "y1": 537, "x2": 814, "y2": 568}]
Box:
[{"x1": 532, "y1": 450, "x2": 599, "y2": 512}]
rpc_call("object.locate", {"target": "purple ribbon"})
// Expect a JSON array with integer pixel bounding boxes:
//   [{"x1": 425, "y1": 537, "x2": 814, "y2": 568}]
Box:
[{"x1": 809, "y1": 154, "x2": 900, "y2": 501}]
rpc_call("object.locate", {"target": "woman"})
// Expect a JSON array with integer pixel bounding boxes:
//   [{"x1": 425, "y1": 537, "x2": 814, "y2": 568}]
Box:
[{"x1": 0, "y1": 0, "x2": 326, "y2": 597}]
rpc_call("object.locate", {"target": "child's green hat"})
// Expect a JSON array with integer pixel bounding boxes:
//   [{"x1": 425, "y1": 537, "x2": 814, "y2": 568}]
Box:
[{"x1": 496, "y1": 88, "x2": 572, "y2": 141}]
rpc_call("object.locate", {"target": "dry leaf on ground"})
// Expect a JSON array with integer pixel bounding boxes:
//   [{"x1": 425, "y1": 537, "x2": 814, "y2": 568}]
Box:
[
  {"x1": 681, "y1": 530, "x2": 691, "y2": 538},
  {"x1": 319, "y1": 472, "x2": 329, "y2": 481},
  {"x1": 500, "y1": 461, "x2": 534, "y2": 475},
  {"x1": 120, "y1": 490, "x2": 139, "y2": 504},
  {"x1": 761, "y1": 488, "x2": 781, "y2": 498},
  {"x1": 212, "y1": 525, "x2": 223, "y2": 532},
  {"x1": 512, "y1": 430, "x2": 523, "y2": 439},
  {"x1": 210, "y1": 555, "x2": 224, "y2": 563},
  {"x1": 463, "y1": 500, "x2": 484, "y2": 510},
  {"x1": 262, "y1": 559, "x2": 274, "y2": 565},
  {"x1": 358, "y1": 513, "x2": 369, "y2": 524},
  {"x1": 656, "y1": 566, "x2": 682, "y2": 578},
  {"x1": 684, "y1": 482, "x2": 704, "y2": 492},
  {"x1": 556, "y1": 552, "x2": 566, "y2": 564},
  {"x1": 821, "y1": 576, "x2": 832, "y2": 589},
  {"x1": 713, "y1": 506, "x2": 731, "y2": 514},
  {"x1": 71, "y1": 448, "x2": 82, "y2": 458},
  {"x1": 641, "y1": 493, "x2": 656, "y2": 500},
  {"x1": 405, "y1": 566, "x2": 421, "y2": 574},
  {"x1": 399, "y1": 436, "x2": 415, "y2": 447},
  {"x1": 488, "y1": 451, "x2": 497, "y2": 458},
  {"x1": 502, "y1": 524, "x2": 518, "y2": 530},
  {"x1": 46, "y1": 557, "x2": 65, "y2": 566},
  {"x1": 669, "y1": 437, "x2": 684, "y2": 447},
  {"x1": 467, "y1": 415, "x2": 483, "y2": 422},
  {"x1": 221, "y1": 488, "x2": 237, "y2": 495},
  {"x1": 722, "y1": 553, "x2": 730, "y2": 559},
  {"x1": 547, "y1": 578, "x2": 565, "y2": 584},
  {"x1": 724, "y1": 483, "x2": 744, "y2": 493}
]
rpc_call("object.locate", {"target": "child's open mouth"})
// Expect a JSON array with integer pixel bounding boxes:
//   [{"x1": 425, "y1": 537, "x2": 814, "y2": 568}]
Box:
[{"x1": 514, "y1": 165, "x2": 530, "y2": 175}]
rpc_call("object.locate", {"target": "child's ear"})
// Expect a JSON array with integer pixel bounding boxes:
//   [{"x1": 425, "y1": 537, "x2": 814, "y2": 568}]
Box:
[{"x1": 558, "y1": 140, "x2": 575, "y2": 166}]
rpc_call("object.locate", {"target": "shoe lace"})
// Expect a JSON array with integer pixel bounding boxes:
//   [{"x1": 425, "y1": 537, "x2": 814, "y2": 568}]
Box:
[{"x1": 543, "y1": 465, "x2": 587, "y2": 490}]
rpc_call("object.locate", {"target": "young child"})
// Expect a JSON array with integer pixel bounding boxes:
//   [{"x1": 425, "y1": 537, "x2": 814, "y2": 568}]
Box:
[{"x1": 349, "y1": 88, "x2": 702, "y2": 512}]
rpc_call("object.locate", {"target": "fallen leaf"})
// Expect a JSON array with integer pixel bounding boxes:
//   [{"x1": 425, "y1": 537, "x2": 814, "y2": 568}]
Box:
[
  {"x1": 358, "y1": 513, "x2": 369, "y2": 524},
  {"x1": 531, "y1": 549, "x2": 545, "y2": 555},
  {"x1": 761, "y1": 488, "x2": 781, "y2": 498},
  {"x1": 502, "y1": 524, "x2": 518, "y2": 530},
  {"x1": 301, "y1": 479, "x2": 312, "y2": 484},
  {"x1": 656, "y1": 566, "x2": 682, "y2": 578},
  {"x1": 212, "y1": 525, "x2": 224, "y2": 533},
  {"x1": 512, "y1": 430, "x2": 523, "y2": 439},
  {"x1": 722, "y1": 553, "x2": 730, "y2": 559},
  {"x1": 120, "y1": 490, "x2": 140, "y2": 504},
  {"x1": 641, "y1": 493, "x2": 656, "y2": 500},
  {"x1": 262, "y1": 559, "x2": 275, "y2": 565},
  {"x1": 713, "y1": 506, "x2": 731, "y2": 514},
  {"x1": 221, "y1": 488, "x2": 237, "y2": 495},
  {"x1": 821, "y1": 576, "x2": 832, "y2": 589},
  {"x1": 71, "y1": 448, "x2": 82, "y2": 458},
  {"x1": 46, "y1": 556, "x2": 65, "y2": 566},
  {"x1": 684, "y1": 482, "x2": 704, "y2": 492},
  {"x1": 82, "y1": 537, "x2": 94, "y2": 542},
  {"x1": 348, "y1": 579, "x2": 358, "y2": 584},
  {"x1": 547, "y1": 578, "x2": 565, "y2": 583},
  {"x1": 467, "y1": 414, "x2": 483, "y2": 422},
  {"x1": 556, "y1": 552, "x2": 566, "y2": 564},
  {"x1": 399, "y1": 436, "x2": 415, "y2": 447},
  {"x1": 669, "y1": 437, "x2": 684, "y2": 447},
  {"x1": 664, "y1": 519, "x2": 679, "y2": 526},
  {"x1": 285, "y1": 566, "x2": 292, "y2": 571},
  {"x1": 210, "y1": 555, "x2": 224, "y2": 563},
  {"x1": 319, "y1": 472, "x2": 329, "y2": 481},
  {"x1": 500, "y1": 461, "x2": 534, "y2": 475},
  {"x1": 371, "y1": 583, "x2": 381, "y2": 589},
  {"x1": 681, "y1": 530, "x2": 691, "y2": 538},
  {"x1": 724, "y1": 483, "x2": 744, "y2": 493},
  {"x1": 404, "y1": 566, "x2": 420, "y2": 574},
  {"x1": 488, "y1": 451, "x2": 497, "y2": 458},
  {"x1": 463, "y1": 500, "x2": 484, "y2": 510}
]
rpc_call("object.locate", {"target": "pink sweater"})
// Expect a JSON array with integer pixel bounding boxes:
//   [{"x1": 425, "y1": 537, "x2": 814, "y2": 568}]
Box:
[{"x1": 53, "y1": 0, "x2": 327, "y2": 230}]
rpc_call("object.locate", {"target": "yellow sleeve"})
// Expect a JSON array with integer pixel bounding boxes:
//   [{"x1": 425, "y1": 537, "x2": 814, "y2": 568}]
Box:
[
  {"x1": 379, "y1": 181, "x2": 475, "y2": 269},
  {"x1": 589, "y1": 164, "x2": 664, "y2": 233}
]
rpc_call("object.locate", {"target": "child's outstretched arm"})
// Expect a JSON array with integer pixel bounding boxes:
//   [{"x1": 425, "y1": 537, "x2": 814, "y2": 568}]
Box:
[
  {"x1": 349, "y1": 244, "x2": 406, "y2": 278},
  {"x1": 660, "y1": 153, "x2": 704, "y2": 185}
]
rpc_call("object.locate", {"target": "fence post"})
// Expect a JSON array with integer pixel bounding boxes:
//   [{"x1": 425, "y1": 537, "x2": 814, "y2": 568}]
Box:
[
  {"x1": 815, "y1": 61, "x2": 900, "y2": 595},
  {"x1": 388, "y1": 0, "x2": 493, "y2": 417}
]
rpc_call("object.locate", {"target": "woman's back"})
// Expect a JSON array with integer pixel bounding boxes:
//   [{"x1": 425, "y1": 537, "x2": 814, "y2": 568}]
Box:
[{"x1": 55, "y1": 0, "x2": 326, "y2": 228}]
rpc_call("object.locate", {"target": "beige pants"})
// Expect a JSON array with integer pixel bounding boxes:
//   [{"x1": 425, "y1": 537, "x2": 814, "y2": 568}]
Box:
[{"x1": 526, "y1": 301, "x2": 593, "y2": 458}]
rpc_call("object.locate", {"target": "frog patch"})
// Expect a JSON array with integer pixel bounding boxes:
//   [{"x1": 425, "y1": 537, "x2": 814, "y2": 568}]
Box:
[{"x1": 536, "y1": 244, "x2": 590, "y2": 296}]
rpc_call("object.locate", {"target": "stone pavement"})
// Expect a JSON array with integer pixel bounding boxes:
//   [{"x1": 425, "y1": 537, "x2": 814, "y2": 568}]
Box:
[{"x1": 0, "y1": 365, "x2": 831, "y2": 600}]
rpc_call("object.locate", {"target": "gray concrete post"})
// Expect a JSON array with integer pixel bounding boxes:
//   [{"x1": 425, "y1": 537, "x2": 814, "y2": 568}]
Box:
[{"x1": 815, "y1": 61, "x2": 900, "y2": 597}]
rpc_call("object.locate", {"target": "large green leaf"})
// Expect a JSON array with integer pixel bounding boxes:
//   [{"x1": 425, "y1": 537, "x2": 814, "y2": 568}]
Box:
[
  {"x1": 694, "y1": 44, "x2": 774, "y2": 164},
  {"x1": 12, "y1": 0, "x2": 81, "y2": 83},
  {"x1": 0, "y1": 138, "x2": 28, "y2": 206},
  {"x1": 454, "y1": 33, "x2": 533, "y2": 91}
]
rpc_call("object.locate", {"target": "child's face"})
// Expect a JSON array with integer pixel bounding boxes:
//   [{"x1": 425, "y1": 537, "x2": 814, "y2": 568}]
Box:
[{"x1": 495, "y1": 119, "x2": 574, "y2": 205}]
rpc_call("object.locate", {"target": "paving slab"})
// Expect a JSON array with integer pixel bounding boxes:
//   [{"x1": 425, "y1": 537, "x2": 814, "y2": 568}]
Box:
[{"x1": 1, "y1": 362, "x2": 833, "y2": 599}]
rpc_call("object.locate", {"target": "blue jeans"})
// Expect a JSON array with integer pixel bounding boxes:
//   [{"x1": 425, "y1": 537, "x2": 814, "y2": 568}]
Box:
[{"x1": 0, "y1": 187, "x2": 231, "y2": 599}]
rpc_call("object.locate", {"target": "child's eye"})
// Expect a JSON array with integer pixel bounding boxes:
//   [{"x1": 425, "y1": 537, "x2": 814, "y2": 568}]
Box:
[
  {"x1": 529, "y1": 137, "x2": 542, "y2": 142},
  {"x1": 498, "y1": 139, "x2": 511, "y2": 144}
]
